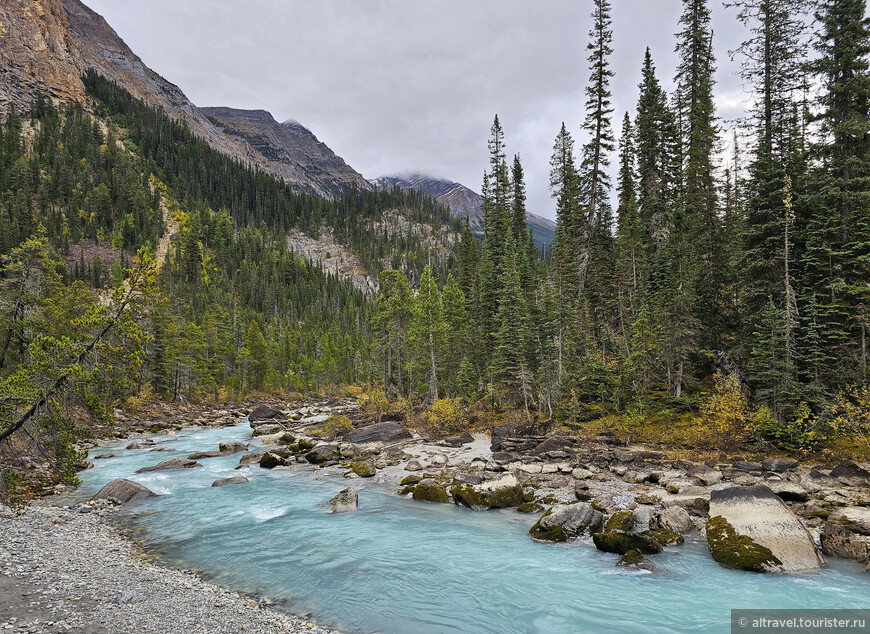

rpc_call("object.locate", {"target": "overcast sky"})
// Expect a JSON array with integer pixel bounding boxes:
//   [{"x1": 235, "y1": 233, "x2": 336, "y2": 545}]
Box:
[{"x1": 84, "y1": 0, "x2": 755, "y2": 220}]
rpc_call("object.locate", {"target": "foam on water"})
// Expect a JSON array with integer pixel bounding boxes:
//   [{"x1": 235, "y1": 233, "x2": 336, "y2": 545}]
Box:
[{"x1": 74, "y1": 423, "x2": 870, "y2": 634}]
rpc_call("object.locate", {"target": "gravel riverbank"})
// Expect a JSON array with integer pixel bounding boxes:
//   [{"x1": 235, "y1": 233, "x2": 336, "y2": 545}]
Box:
[{"x1": 0, "y1": 503, "x2": 340, "y2": 634}]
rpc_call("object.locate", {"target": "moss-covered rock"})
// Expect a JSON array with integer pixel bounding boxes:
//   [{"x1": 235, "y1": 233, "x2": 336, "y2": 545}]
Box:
[
  {"x1": 605, "y1": 510, "x2": 635, "y2": 533},
  {"x1": 350, "y1": 461, "x2": 376, "y2": 478},
  {"x1": 296, "y1": 438, "x2": 316, "y2": 452},
  {"x1": 540, "y1": 494, "x2": 560, "y2": 505},
  {"x1": 413, "y1": 481, "x2": 448, "y2": 503},
  {"x1": 450, "y1": 474, "x2": 524, "y2": 510},
  {"x1": 705, "y1": 515, "x2": 782, "y2": 572},
  {"x1": 399, "y1": 485, "x2": 417, "y2": 495},
  {"x1": 617, "y1": 549, "x2": 646, "y2": 567},
  {"x1": 529, "y1": 509, "x2": 567, "y2": 542},
  {"x1": 450, "y1": 484, "x2": 489, "y2": 510},
  {"x1": 642, "y1": 528, "x2": 684, "y2": 546},
  {"x1": 517, "y1": 501, "x2": 544, "y2": 514},
  {"x1": 401, "y1": 474, "x2": 423, "y2": 486},
  {"x1": 592, "y1": 530, "x2": 663, "y2": 555}
]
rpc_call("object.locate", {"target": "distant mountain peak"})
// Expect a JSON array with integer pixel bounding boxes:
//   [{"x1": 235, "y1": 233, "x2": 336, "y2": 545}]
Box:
[{"x1": 373, "y1": 173, "x2": 555, "y2": 248}]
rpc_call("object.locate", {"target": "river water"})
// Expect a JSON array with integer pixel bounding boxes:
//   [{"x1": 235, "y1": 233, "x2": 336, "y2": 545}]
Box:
[{"x1": 74, "y1": 423, "x2": 869, "y2": 633}]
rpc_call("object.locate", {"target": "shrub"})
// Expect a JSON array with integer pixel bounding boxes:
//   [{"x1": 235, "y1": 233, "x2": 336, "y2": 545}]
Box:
[
  {"x1": 696, "y1": 373, "x2": 755, "y2": 449},
  {"x1": 419, "y1": 398, "x2": 466, "y2": 439},
  {"x1": 307, "y1": 415, "x2": 353, "y2": 440}
]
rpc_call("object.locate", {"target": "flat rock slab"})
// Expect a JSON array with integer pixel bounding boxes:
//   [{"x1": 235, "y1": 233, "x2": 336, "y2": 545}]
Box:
[
  {"x1": 708, "y1": 485, "x2": 824, "y2": 572},
  {"x1": 828, "y1": 507, "x2": 870, "y2": 536},
  {"x1": 135, "y1": 458, "x2": 202, "y2": 473},
  {"x1": 345, "y1": 422, "x2": 412, "y2": 444},
  {"x1": 90, "y1": 478, "x2": 156, "y2": 504}
]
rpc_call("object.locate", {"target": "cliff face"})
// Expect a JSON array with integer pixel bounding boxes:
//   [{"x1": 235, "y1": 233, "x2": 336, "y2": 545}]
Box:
[
  {"x1": 0, "y1": 0, "x2": 85, "y2": 113},
  {"x1": 0, "y1": 0, "x2": 370, "y2": 199}
]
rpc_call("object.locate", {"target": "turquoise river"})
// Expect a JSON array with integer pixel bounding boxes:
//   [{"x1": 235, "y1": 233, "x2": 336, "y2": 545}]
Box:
[{"x1": 71, "y1": 423, "x2": 869, "y2": 633}]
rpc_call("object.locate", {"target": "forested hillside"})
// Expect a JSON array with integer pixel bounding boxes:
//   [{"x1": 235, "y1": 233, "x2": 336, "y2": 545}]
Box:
[
  {"x1": 2, "y1": 0, "x2": 869, "y2": 496},
  {"x1": 0, "y1": 72, "x2": 462, "y2": 486}
]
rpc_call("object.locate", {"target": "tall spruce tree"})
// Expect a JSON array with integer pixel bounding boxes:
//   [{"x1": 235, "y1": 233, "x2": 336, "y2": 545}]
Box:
[
  {"x1": 578, "y1": 0, "x2": 616, "y2": 291},
  {"x1": 803, "y1": 0, "x2": 870, "y2": 387},
  {"x1": 675, "y1": 0, "x2": 724, "y2": 355}
]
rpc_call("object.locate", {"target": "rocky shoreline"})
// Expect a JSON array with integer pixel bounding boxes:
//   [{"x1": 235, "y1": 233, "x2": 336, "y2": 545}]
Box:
[
  {"x1": 0, "y1": 503, "x2": 340, "y2": 634},
  {"x1": 239, "y1": 399, "x2": 870, "y2": 575},
  {"x1": 6, "y1": 396, "x2": 870, "y2": 633}
]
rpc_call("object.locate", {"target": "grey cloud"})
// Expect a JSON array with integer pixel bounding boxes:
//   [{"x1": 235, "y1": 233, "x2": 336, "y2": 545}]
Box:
[{"x1": 86, "y1": 0, "x2": 754, "y2": 220}]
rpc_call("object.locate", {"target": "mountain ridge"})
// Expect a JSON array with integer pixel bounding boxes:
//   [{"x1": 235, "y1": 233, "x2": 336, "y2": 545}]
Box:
[
  {"x1": 0, "y1": 0, "x2": 370, "y2": 199},
  {"x1": 373, "y1": 173, "x2": 556, "y2": 248}
]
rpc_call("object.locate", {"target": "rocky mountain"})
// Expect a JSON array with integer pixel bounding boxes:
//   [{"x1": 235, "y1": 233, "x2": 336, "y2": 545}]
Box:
[
  {"x1": 201, "y1": 108, "x2": 370, "y2": 198},
  {"x1": 373, "y1": 173, "x2": 556, "y2": 248},
  {"x1": 0, "y1": 0, "x2": 369, "y2": 198}
]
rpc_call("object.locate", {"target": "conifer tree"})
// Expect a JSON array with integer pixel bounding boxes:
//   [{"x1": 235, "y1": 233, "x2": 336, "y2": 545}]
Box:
[
  {"x1": 578, "y1": 0, "x2": 615, "y2": 290},
  {"x1": 242, "y1": 320, "x2": 270, "y2": 391},
  {"x1": 413, "y1": 265, "x2": 446, "y2": 401},
  {"x1": 441, "y1": 272, "x2": 468, "y2": 393},
  {"x1": 804, "y1": 0, "x2": 870, "y2": 387},
  {"x1": 675, "y1": 0, "x2": 723, "y2": 353}
]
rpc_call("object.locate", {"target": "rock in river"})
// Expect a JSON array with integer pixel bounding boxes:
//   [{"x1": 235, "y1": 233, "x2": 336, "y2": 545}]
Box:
[
  {"x1": 529, "y1": 503, "x2": 604, "y2": 542},
  {"x1": 706, "y1": 485, "x2": 824, "y2": 573},
  {"x1": 212, "y1": 476, "x2": 249, "y2": 487},
  {"x1": 90, "y1": 478, "x2": 156, "y2": 504},
  {"x1": 412, "y1": 480, "x2": 448, "y2": 503},
  {"x1": 593, "y1": 531, "x2": 663, "y2": 555},
  {"x1": 330, "y1": 487, "x2": 358, "y2": 512},
  {"x1": 135, "y1": 458, "x2": 202, "y2": 474}
]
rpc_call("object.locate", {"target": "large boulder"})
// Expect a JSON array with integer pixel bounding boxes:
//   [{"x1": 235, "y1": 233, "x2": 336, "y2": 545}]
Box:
[
  {"x1": 529, "y1": 503, "x2": 604, "y2": 542},
  {"x1": 90, "y1": 478, "x2": 156, "y2": 504},
  {"x1": 345, "y1": 422, "x2": 412, "y2": 444},
  {"x1": 761, "y1": 457, "x2": 799, "y2": 473},
  {"x1": 260, "y1": 452, "x2": 290, "y2": 469},
  {"x1": 135, "y1": 458, "x2": 202, "y2": 473},
  {"x1": 706, "y1": 485, "x2": 825, "y2": 572},
  {"x1": 451, "y1": 473, "x2": 524, "y2": 511},
  {"x1": 830, "y1": 461, "x2": 870, "y2": 487},
  {"x1": 828, "y1": 507, "x2": 870, "y2": 536},
  {"x1": 330, "y1": 487, "x2": 358, "y2": 512},
  {"x1": 593, "y1": 531, "x2": 663, "y2": 555},
  {"x1": 650, "y1": 506, "x2": 695, "y2": 534},
  {"x1": 248, "y1": 404, "x2": 283, "y2": 424},
  {"x1": 350, "y1": 461, "x2": 376, "y2": 478},
  {"x1": 820, "y1": 523, "x2": 870, "y2": 562},
  {"x1": 443, "y1": 432, "x2": 475, "y2": 447},
  {"x1": 238, "y1": 451, "x2": 265, "y2": 466},
  {"x1": 305, "y1": 443, "x2": 338, "y2": 464}
]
